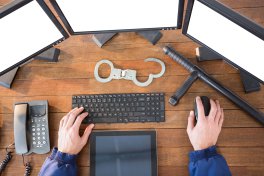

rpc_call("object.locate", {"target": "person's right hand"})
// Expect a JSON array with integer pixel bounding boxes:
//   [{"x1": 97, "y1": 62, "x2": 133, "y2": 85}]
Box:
[
  {"x1": 186, "y1": 97, "x2": 224, "y2": 151},
  {"x1": 58, "y1": 107, "x2": 94, "y2": 155}
]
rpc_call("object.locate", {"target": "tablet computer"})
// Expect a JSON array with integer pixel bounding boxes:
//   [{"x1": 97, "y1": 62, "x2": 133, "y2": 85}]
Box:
[{"x1": 90, "y1": 131, "x2": 157, "y2": 176}]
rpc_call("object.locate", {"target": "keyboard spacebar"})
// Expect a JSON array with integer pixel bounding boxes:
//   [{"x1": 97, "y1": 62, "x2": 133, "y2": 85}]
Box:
[{"x1": 93, "y1": 118, "x2": 118, "y2": 123}]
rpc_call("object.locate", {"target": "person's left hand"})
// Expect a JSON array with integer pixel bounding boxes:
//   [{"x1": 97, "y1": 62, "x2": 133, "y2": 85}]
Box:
[{"x1": 58, "y1": 107, "x2": 94, "y2": 155}]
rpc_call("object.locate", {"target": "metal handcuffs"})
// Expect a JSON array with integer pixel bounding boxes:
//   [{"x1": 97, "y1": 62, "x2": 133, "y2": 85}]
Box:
[{"x1": 94, "y1": 58, "x2": 166, "y2": 87}]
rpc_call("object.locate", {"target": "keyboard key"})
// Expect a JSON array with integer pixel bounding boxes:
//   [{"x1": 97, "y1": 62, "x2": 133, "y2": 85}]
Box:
[
  {"x1": 123, "y1": 118, "x2": 129, "y2": 123},
  {"x1": 137, "y1": 107, "x2": 145, "y2": 111},
  {"x1": 146, "y1": 117, "x2": 156, "y2": 122},
  {"x1": 86, "y1": 118, "x2": 92, "y2": 123},
  {"x1": 72, "y1": 104, "x2": 78, "y2": 109},
  {"x1": 128, "y1": 118, "x2": 135, "y2": 122},
  {"x1": 160, "y1": 102, "x2": 165, "y2": 110},
  {"x1": 134, "y1": 112, "x2": 146, "y2": 116},
  {"x1": 140, "y1": 102, "x2": 145, "y2": 106},
  {"x1": 160, "y1": 113, "x2": 165, "y2": 121},
  {"x1": 140, "y1": 117, "x2": 147, "y2": 122},
  {"x1": 93, "y1": 118, "x2": 118, "y2": 123},
  {"x1": 138, "y1": 97, "x2": 145, "y2": 101}
]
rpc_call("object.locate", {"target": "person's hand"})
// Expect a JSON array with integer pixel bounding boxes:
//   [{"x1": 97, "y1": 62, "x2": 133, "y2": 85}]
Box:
[
  {"x1": 187, "y1": 97, "x2": 224, "y2": 151},
  {"x1": 58, "y1": 107, "x2": 94, "y2": 155}
]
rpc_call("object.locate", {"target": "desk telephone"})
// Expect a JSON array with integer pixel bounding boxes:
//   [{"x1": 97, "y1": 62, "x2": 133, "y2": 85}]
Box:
[
  {"x1": 0, "y1": 100, "x2": 50, "y2": 175},
  {"x1": 14, "y1": 100, "x2": 50, "y2": 155}
]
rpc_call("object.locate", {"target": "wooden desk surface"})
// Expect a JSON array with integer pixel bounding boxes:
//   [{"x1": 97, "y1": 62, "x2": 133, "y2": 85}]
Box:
[
  {"x1": 0, "y1": 114, "x2": 2, "y2": 128},
  {"x1": 0, "y1": 0, "x2": 264, "y2": 175}
]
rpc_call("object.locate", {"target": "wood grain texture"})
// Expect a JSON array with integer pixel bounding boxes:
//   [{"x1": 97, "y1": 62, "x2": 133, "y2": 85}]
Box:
[
  {"x1": 0, "y1": 114, "x2": 2, "y2": 127},
  {"x1": 0, "y1": 0, "x2": 263, "y2": 175}
]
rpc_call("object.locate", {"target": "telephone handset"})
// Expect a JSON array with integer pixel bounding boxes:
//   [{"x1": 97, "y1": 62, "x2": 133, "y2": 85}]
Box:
[{"x1": 14, "y1": 100, "x2": 50, "y2": 155}]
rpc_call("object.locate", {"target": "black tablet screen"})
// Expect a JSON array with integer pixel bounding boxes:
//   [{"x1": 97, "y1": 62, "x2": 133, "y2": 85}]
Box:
[{"x1": 91, "y1": 131, "x2": 157, "y2": 176}]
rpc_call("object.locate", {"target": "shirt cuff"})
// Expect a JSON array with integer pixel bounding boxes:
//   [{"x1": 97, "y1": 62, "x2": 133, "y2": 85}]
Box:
[
  {"x1": 52, "y1": 147, "x2": 77, "y2": 164},
  {"x1": 189, "y1": 145, "x2": 218, "y2": 162},
  {"x1": 49, "y1": 147, "x2": 58, "y2": 160}
]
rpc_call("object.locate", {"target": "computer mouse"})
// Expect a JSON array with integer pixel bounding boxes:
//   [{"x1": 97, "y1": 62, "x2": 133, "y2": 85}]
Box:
[{"x1": 194, "y1": 96, "x2": 211, "y2": 120}]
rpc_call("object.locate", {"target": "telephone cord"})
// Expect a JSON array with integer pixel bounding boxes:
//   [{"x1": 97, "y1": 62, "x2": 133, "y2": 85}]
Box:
[
  {"x1": 22, "y1": 154, "x2": 31, "y2": 176},
  {"x1": 24, "y1": 162, "x2": 31, "y2": 176},
  {"x1": 0, "y1": 152, "x2": 12, "y2": 175}
]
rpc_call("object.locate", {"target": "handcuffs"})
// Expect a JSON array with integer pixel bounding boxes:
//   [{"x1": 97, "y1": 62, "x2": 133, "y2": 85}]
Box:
[{"x1": 94, "y1": 58, "x2": 166, "y2": 87}]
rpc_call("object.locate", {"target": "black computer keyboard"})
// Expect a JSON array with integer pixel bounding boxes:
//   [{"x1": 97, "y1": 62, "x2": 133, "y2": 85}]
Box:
[{"x1": 72, "y1": 93, "x2": 165, "y2": 123}]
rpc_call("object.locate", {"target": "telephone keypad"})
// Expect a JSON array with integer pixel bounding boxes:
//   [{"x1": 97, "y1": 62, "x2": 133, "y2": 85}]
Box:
[{"x1": 31, "y1": 116, "x2": 48, "y2": 148}]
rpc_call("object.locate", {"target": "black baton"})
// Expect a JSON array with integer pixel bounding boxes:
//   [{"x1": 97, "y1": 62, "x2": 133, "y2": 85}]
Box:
[{"x1": 163, "y1": 46, "x2": 264, "y2": 125}]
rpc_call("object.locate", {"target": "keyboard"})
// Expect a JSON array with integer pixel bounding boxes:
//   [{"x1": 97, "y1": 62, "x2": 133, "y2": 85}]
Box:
[{"x1": 72, "y1": 93, "x2": 165, "y2": 123}]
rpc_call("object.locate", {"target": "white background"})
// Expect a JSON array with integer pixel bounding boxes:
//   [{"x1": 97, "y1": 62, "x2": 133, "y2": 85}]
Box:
[
  {"x1": 0, "y1": 0, "x2": 63, "y2": 73},
  {"x1": 187, "y1": 1, "x2": 264, "y2": 81},
  {"x1": 56, "y1": 0, "x2": 180, "y2": 31}
]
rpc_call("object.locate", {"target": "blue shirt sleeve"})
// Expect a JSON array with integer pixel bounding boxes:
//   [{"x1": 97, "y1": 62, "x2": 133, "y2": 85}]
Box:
[
  {"x1": 188, "y1": 146, "x2": 232, "y2": 176},
  {"x1": 39, "y1": 148, "x2": 78, "y2": 176}
]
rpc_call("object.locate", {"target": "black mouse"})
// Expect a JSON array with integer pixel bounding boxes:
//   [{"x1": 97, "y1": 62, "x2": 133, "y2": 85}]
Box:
[{"x1": 194, "y1": 96, "x2": 211, "y2": 120}]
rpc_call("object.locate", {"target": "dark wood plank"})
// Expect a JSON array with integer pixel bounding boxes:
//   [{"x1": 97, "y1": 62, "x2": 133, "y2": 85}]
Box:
[
  {"x1": 0, "y1": 104, "x2": 2, "y2": 127},
  {"x1": 0, "y1": 91, "x2": 263, "y2": 113},
  {"x1": 0, "y1": 74, "x2": 264, "y2": 98},
  {"x1": 0, "y1": 0, "x2": 12, "y2": 6},
  {"x1": 1, "y1": 128, "x2": 264, "y2": 149},
  {"x1": 1, "y1": 165, "x2": 263, "y2": 176},
  {"x1": 158, "y1": 166, "x2": 264, "y2": 176},
  {"x1": 219, "y1": 0, "x2": 264, "y2": 8},
  {"x1": 15, "y1": 57, "x2": 237, "y2": 80},
  {"x1": 236, "y1": 7, "x2": 264, "y2": 26},
  {"x1": 78, "y1": 166, "x2": 264, "y2": 176},
  {"x1": 0, "y1": 116, "x2": 2, "y2": 127},
  {"x1": 1, "y1": 147, "x2": 264, "y2": 168},
  {"x1": 1, "y1": 110, "x2": 263, "y2": 133}
]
